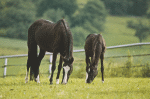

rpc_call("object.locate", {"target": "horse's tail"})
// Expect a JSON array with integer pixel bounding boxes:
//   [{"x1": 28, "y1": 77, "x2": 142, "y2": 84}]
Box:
[{"x1": 27, "y1": 21, "x2": 39, "y2": 77}]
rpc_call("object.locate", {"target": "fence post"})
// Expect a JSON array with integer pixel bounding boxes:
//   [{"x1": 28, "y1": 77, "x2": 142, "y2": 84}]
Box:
[
  {"x1": 3, "y1": 58, "x2": 7, "y2": 78},
  {"x1": 49, "y1": 54, "x2": 53, "y2": 74}
]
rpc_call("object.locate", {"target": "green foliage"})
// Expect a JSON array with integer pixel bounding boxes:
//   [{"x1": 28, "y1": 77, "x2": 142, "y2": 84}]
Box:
[
  {"x1": 0, "y1": 0, "x2": 36, "y2": 40},
  {"x1": 142, "y1": 63, "x2": 150, "y2": 77},
  {"x1": 147, "y1": 6, "x2": 150, "y2": 18},
  {"x1": 122, "y1": 55, "x2": 133, "y2": 78},
  {"x1": 42, "y1": 8, "x2": 72, "y2": 26},
  {"x1": 127, "y1": 0, "x2": 149, "y2": 16},
  {"x1": 42, "y1": 9, "x2": 66, "y2": 23},
  {"x1": 83, "y1": 20, "x2": 100, "y2": 33},
  {"x1": 127, "y1": 19, "x2": 150, "y2": 42},
  {"x1": 102, "y1": 0, "x2": 132, "y2": 15},
  {"x1": 72, "y1": 0, "x2": 107, "y2": 33},
  {"x1": 71, "y1": 27, "x2": 89, "y2": 46},
  {"x1": 36, "y1": 0, "x2": 78, "y2": 17},
  {"x1": 102, "y1": 0, "x2": 149, "y2": 16}
]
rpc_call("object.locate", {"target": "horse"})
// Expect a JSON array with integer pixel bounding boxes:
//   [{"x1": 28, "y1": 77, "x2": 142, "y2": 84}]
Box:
[
  {"x1": 84, "y1": 34, "x2": 106, "y2": 83},
  {"x1": 25, "y1": 19, "x2": 74, "y2": 84}
]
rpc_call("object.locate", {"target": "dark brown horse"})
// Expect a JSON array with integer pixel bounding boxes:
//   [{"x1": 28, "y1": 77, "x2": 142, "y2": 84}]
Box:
[
  {"x1": 84, "y1": 34, "x2": 106, "y2": 83},
  {"x1": 25, "y1": 19, "x2": 74, "y2": 84}
]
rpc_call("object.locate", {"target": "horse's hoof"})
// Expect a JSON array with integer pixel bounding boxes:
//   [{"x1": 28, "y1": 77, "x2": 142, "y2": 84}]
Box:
[
  {"x1": 56, "y1": 79, "x2": 59, "y2": 84},
  {"x1": 61, "y1": 82, "x2": 67, "y2": 85},
  {"x1": 50, "y1": 82, "x2": 53, "y2": 85}
]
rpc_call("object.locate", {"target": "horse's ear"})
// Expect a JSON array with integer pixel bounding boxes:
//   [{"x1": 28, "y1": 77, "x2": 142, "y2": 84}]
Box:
[{"x1": 70, "y1": 57, "x2": 74, "y2": 64}]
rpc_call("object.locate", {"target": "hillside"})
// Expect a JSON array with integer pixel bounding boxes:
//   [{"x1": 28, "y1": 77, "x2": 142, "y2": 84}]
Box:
[
  {"x1": 103, "y1": 16, "x2": 150, "y2": 46},
  {"x1": 0, "y1": 16, "x2": 150, "y2": 79},
  {"x1": 0, "y1": 16, "x2": 150, "y2": 56}
]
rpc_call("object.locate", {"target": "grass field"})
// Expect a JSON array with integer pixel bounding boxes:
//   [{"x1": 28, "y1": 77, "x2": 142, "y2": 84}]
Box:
[
  {"x1": 0, "y1": 16, "x2": 150, "y2": 77},
  {"x1": 0, "y1": 77, "x2": 150, "y2": 99},
  {"x1": 0, "y1": 15, "x2": 150, "y2": 98}
]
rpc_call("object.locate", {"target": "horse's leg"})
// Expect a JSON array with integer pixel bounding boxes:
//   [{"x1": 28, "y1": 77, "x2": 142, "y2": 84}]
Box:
[
  {"x1": 56, "y1": 56, "x2": 63, "y2": 84},
  {"x1": 100, "y1": 53, "x2": 104, "y2": 83},
  {"x1": 35, "y1": 48, "x2": 45, "y2": 83},
  {"x1": 86, "y1": 54, "x2": 90, "y2": 82},
  {"x1": 25, "y1": 58, "x2": 30, "y2": 83},
  {"x1": 49, "y1": 52, "x2": 57, "y2": 84},
  {"x1": 26, "y1": 50, "x2": 34, "y2": 82}
]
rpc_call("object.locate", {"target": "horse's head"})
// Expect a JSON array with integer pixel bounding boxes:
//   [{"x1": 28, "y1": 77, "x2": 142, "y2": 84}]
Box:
[
  {"x1": 86, "y1": 66, "x2": 98, "y2": 83},
  {"x1": 62, "y1": 57, "x2": 74, "y2": 84}
]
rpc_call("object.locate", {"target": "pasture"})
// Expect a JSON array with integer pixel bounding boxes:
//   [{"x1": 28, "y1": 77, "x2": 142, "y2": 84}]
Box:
[
  {"x1": 0, "y1": 15, "x2": 150, "y2": 98},
  {"x1": 0, "y1": 77, "x2": 150, "y2": 99}
]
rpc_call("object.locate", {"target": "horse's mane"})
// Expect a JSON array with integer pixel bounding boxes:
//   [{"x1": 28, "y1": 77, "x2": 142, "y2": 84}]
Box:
[
  {"x1": 57, "y1": 19, "x2": 72, "y2": 59},
  {"x1": 62, "y1": 19, "x2": 72, "y2": 58}
]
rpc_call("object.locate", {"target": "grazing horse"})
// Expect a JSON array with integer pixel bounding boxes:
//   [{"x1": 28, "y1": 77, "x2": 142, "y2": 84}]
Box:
[
  {"x1": 25, "y1": 19, "x2": 74, "y2": 84},
  {"x1": 84, "y1": 34, "x2": 106, "y2": 83}
]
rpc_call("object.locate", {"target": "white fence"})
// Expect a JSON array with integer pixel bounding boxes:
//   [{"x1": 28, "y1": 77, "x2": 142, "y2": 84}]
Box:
[{"x1": 1, "y1": 42, "x2": 150, "y2": 77}]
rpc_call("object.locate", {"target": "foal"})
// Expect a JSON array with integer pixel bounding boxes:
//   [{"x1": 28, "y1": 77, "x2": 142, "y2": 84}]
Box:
[{"x1": 84, "y1": 34, "x2": 106, "y2": 83}]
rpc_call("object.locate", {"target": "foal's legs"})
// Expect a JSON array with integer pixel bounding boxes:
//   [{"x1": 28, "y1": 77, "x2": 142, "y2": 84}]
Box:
[
  {"x1": 49, "y1": 52, "x2": 57, "y2": 84},
  {"x1": 56, "y1": 56, "x2": 63, "y2": 84},
  {"x1": 35, "y1": 49, "x2": 45, "y2": 83},
  {"x1": 100, "y1": 53, "x2": 104, "y2": 83}
]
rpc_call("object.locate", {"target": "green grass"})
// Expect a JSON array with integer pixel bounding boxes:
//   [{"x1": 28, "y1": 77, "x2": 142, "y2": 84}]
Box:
[
  {"x1": 0, "y1": 16, "x2": 150, "y2": 78},
  {"x1": 0, "y1": 77, "x2": 150, "y2": 99},
  {"x1": 0, "y1": 15, "x2": 150, "y2": 98},
  {"x1": 103, "y1": 16, "x2": 150, "y2": 46},
  {"x1": 0, "y1": 23, "x2": 150, "y2": 77},
  {"x1": 0, "y1": 37, "x2": 27, "y2": 56}
]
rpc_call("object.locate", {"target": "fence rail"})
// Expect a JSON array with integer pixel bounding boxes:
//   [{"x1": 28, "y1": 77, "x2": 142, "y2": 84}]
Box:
[{"x1": 0, "y1": 42, "x2": 150, "y2": 77}]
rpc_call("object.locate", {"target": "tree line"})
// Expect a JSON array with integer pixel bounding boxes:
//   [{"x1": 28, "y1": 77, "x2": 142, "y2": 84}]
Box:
[{"x1": 0, "y1": 0, "x2": 150, "y2": 46}]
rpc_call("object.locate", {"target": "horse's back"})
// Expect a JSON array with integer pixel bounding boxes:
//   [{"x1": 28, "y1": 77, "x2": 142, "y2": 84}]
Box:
[
  {"x1": 84, "y1": 34, "x2": 105, "y2": 56},
  {"x1": 36, "y1": 24, "x2": 56, "y2": 51}
]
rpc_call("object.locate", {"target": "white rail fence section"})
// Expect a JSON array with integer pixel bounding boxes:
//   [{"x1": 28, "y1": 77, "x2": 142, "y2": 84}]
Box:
[{"x1": 1, "y1": 42, "x2": 150, "y2": 78}]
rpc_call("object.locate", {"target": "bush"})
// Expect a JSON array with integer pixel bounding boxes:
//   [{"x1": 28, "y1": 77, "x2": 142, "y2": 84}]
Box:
[
  {"x1": 43, "y1": 9, "x2": 66, "y2": 23},
  {"x1": 127, "y1": 20, "x2": 138, "y2": 29},
  {"x1": 122, "y1": 56, "x2": 133, "y2": 77},
  {"x1": 72, "y1": 0, "x2": 107, "y2": 32},
  {"x1": 127, "y1": 20, "x2": 150, "y2": 42},
  {"x1": 0, "y1": 0, "x2": 36, "y2": 40},
  {"x1": 71, "y1": 27, "x2": 90, "y2": 46},
  {"x1": 142, "y1": 63, "x2": 150, "y2": 77},
  {"x1": 36, "y1": 0, "x2": 78, "y2": 17}
]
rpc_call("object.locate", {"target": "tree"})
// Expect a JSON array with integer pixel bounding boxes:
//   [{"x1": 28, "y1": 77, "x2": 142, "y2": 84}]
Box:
[
  {"x1": 134, "y1": 21, "x2": 150, "y2": 42},
  {"x1": 127, "y1": 0, "x2": 149, "y2": 16},
  {"x1": 127, "y1": 20, "x2": 150, "y2": 42},
  {"x1": 72, "y1": 0, "x2": 107, "y2": 32},
  {"x1": 102, "y1": 0, "x2": 132, "y2": 15},
  {"x1": 0, "y1": 0, "x2": 36, "y2": 40},
  {"x1": 102, "y1": 0, "x2": 149, "y2": 16},
  {"x1": 147, "y1": 8, "x2": 150, "y2": 18},
  {"x1": 36, "y1": 0, "x2": 78, "y2": 17},
  {"x1": 71, "y1": 26, "x2": 89, "y2": 46}
]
